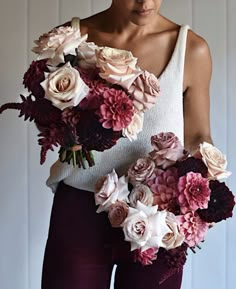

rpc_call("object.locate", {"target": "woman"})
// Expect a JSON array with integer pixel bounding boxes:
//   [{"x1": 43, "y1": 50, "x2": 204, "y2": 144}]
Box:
[{"x1": 42, "y1": 1, "x2": 213, "y2": 288}]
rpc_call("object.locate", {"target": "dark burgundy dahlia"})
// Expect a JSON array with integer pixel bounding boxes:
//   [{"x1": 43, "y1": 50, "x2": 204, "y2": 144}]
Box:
[
  {"x1": 197, "y1": 180, "x2": 235, "y2": 223},
  {"x1": 176, "y1": 157, "x2": 208, "y2": 178},
  {"x1": 76, "y1": 110, "x2": 122, "y2": 151}
]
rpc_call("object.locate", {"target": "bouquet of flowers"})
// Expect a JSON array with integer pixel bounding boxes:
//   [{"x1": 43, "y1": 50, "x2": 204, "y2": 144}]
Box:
[
  {"x1": 94, "y1": 132, "x2": 235, "y2": 267},
  {"x1": 0, "y1": 23, "x2": 160, "y2": 168}
]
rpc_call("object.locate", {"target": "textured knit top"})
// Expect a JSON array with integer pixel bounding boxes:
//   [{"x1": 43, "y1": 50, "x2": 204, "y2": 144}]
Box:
[{"x1": 46, "y1": 22, "x2": 190, "y2": 193}]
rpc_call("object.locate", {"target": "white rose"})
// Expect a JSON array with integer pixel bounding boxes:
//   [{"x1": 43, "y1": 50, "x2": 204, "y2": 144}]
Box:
[
  {"x1": 32, "y1": 26, "x2": 88, "y2": 66},
  {"x1": 77, "y1": 41, "x2": 98, "y2": 69},
  {"x1": 122, "y1": 208, "x2": 152, "y2": 251},
  {"x1": 129, "y1": 184, "x2": 153, "y2": 207},
  {"x1": 159, "y1": 212, "x2": 185, "y2": 250},
  {"x1": 122, "y1": 111, "x2": 144, "y2": 141},
  {"x1": 198, "y1": 142, "x2": 231, "y2": 180},
  {"x1": 94, "y1": 170, "x2": 130, "y2": 213},
  {"x1": 41, "y1": 62, "x2": 89, "y2": 110},
  {"x1": 96, "y1": 47, "x2": 142, "y2": 89}
]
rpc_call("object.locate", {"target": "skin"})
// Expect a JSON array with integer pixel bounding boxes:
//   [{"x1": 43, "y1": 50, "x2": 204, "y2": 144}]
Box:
[{"x1": 79, "y1": 0, "x2": 213, "y2": 152}]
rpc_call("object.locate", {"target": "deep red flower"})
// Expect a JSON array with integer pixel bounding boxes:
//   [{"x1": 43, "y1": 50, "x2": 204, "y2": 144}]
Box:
[
  {"x1": 176, "y1": 157, "x2": 208, "y2": 178},
  {"x1": 197, "y1": 180, "x2": 235, "y2": 223},
  {"x1": 23, "y1": 59, "x2": 49, "y2": 98},
  {"x1": 76, "y1": 110, "x2": 122, "y2": 151}
]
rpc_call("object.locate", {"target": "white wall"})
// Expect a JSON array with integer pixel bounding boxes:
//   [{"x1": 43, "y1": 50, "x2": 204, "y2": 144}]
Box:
[{"x1": 0, "y1": 1, "x2": 235, "y2": 289}]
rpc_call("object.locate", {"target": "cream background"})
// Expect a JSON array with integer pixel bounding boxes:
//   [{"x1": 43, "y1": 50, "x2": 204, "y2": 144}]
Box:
[{"x1": 0, "y1": 1, "x2": 235, "y2": 289}]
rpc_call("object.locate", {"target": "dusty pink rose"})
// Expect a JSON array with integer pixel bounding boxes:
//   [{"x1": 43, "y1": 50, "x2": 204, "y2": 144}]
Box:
[
  {"x1": 32, "y1": 26, "x2": 87, "y2": 65},
  {"x1": 128, "y1": 157, "x2": 155, "y2": 185},
  {"x1": 108, "y1": 200, "x2": 129, "y2": 227},
  {"x1": 149, "y1": 132, "x2": 185, "y2": 169},
  {"x1": 128, "y1": 71, "x2": 160, "y2": 111},
  {"x1": 177, "y1": 172, "x2": 211, "y2": 214},
  {"x1": 146, "y1": 167, "x2": 179, "y2": 211},
  {"x1": 134, "y1": 247, "x2": 159, "y2": 265},
  {"x1": 177, "y1": 211, "x2": 209, "y2": 247},
  {"x1": 194, "y1": 142, "x2": 231, "y2": 180},
  {"x1": 98, "y1": 88, "x2": 134, "y2": 131},
  {"x1": 129, "y1": 184, "x2": 154, "y2": 207}
]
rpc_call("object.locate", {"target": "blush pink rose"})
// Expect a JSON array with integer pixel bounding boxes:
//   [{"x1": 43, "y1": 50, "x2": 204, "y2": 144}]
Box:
[
  {"x1": 77, "y1": 41, "x2": 98, "y2": 69},
  {"x1": 40, "y1": 62, "x2": 89, "y2": 110},
  {"x1": 160, "y1": 212, "x2": 185, "y2": 250},
  {"x1": 96, "y1": 47, "x2": 141, "y2": 89},
  {"x1": 194, "y1": 142, "x2": 231, "y2": 180},
  {"x1": 177, "y1": 172, "x2": 211, "y2": 214},
  {"x1": 177, "y1": 211, "x2": 209, "y2": 247},
  {"x1": 122, "y1": 111, "x2": 144, "y2": 141},
  {"x1": 149, "y1": 132, "x2": 185, "y2": 169},
  {"x1": 134, "y1": 247, "x2": 159, "y2": 265},
  {"x1": 108, "y1": 200, "x2": 129, "y2": 227},
  {"x1": 128, "y1": 157, "x2": 155, "y2": 185},
  {"x1": 128, "y1": 71, "x2": 160, "y2": 111},
  {"x1": 94, "y1": 170, "x2": 130, "y2": 213},
  {"x1": 32, "y1": 26, "x2": 87, "y2": 65},
  {"x1": 98, "y1": 88, "x2": 134, "y2": 131}
]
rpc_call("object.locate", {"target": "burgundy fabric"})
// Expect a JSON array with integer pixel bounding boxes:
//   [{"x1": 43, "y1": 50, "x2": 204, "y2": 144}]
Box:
[{"x1": 41, "y1": 182, "x2": 183, "y2": 289}]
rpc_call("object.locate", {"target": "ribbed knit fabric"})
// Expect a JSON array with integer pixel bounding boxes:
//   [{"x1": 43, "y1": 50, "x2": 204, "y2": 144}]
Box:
[{"x1": 46, "y1": 23, "x2": 190, "y2": 193}]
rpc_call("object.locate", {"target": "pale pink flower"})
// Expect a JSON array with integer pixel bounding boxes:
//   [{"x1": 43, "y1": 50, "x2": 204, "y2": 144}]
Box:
[
  {"x1": 177, "y1": 172, "x2": 211, "y2": 214},
  {"x1": 128, "y1": 71, "x2": 160, "y2": 111},
  {"x1": 149, "y1": 132, "x2": 185, "y2": 169},
  {"x1": 40, "y1": 62, "x2": 89, "y2": 110},
  {"x1": 122, "y1": 111, "x2": 144, "y2": 141},
  {"x1": 108, "y1": 200, "x2": 129, "y2": 227},
  {"x1": 146, "y1": 167, "x2": 179, "y2": 211},
  {"x1": 94, "y1": 170, "x2": 130, "y2": 213},
  {"x1": 122, "y1": 202, "x2": 171, "y2": 251},
  {"x1": 77, "y1": 41, "x2": 98, "y2": 69},
  {"x1": 96, "y1": 47, "x2": 141, "y2": 89},
  {"x1": 98, "y1": 88, "x2": 134, "y2": 131},
  {"x1": 128, "y1": 157, "x2": 155, "y2": 185},
  {"x1": 134, "y1": 247, "x2": 159, "y2": 265},
  {"x1": 194, "y1": 142, "x2": 231, "y2": 180},
  {"x1": 177, "y1": 211, "x2": 209, "y2": 247},
  {"x1": 160, "y1": 212, "x2": 185, "y2": 250},
  {"x1": 32, "y1": 26, "x2": 87, "y2": 65}
]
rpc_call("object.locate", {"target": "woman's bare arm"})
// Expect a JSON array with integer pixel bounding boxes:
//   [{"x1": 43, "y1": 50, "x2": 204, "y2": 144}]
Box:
[{"x1": 183, "y1": 31, "x2": 213, "y2": 152}]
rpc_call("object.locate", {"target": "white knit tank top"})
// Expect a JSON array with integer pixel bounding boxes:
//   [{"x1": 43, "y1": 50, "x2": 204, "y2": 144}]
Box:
[{"x1": 46, "y1": 23, "x2": 190, "y2": 193}]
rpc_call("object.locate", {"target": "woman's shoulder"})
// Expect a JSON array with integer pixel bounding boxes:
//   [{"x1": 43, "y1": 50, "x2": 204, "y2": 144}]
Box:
[{"x1": 185, "y1": 29, "x2": 212, "y2": 76}]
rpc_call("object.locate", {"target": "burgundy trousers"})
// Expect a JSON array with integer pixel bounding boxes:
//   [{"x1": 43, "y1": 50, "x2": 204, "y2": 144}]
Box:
[{"x1": 41, "y1": 182, "x2": 183, "y2": 289}]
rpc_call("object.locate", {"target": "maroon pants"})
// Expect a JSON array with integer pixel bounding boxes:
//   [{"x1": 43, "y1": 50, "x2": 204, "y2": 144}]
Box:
[{"x1": 41, "y1": 182, "x2": 183, "y2": 289}]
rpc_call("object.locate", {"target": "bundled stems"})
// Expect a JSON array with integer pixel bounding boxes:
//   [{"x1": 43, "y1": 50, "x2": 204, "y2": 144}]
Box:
[{"x1": 59, "y1": 147, "x2": 95, "y2": 168}]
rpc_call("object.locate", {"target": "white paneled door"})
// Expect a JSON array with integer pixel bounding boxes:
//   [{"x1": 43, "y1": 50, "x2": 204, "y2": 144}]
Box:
[{"x1": 0, "y1": 1, "x2": 235, "y2": 289}]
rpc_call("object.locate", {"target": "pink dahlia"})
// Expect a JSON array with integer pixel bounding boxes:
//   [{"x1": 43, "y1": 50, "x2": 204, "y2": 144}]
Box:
[
  {"x1": 146, "y1": 167, "x2": 179, "y2": 211},
  {"x1": 133, "y1": 247, "x2": 159, "y2": 266},
  {"x1": 177, "y1": 172, "x2": 210, "y2": 214},
  {"x1": 177, "y1": 211, "x2": 209, "y2": 247},
  {"x1": 98, "y1": 88, "x2": 134, "y2": 131}
]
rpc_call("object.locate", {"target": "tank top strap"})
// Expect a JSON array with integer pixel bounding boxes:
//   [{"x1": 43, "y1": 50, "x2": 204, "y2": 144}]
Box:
[
  {"x1": 71, "y1": 17, "x2": 81, "y2": 31},
  {"x1": 174, "y1": 25, "x2": 190, "y2": 78}
]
